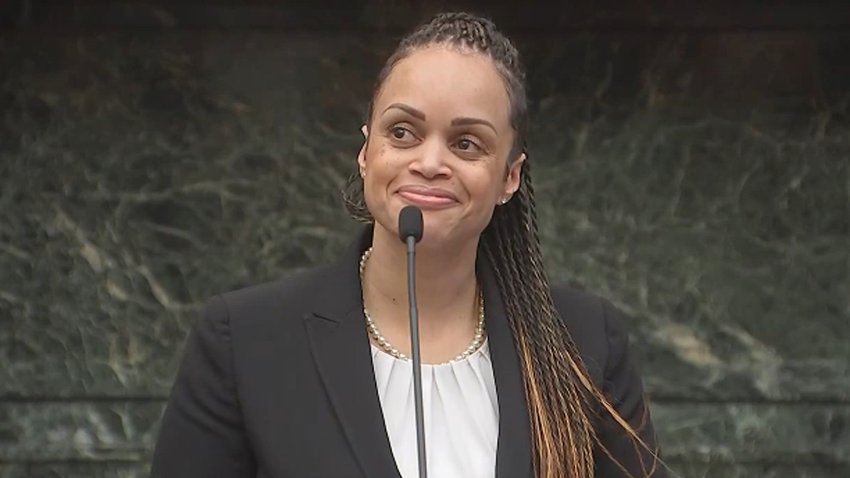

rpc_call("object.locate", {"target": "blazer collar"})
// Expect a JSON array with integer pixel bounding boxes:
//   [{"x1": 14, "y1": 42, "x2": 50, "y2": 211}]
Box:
[
  {"x1": 303, "y1": 228, "x2": 400, "y2": 478},
  {"x1": 304, "y1": 226, "x2": 532, "y2": 478},
  {"x1": 479, "y1": 260, "x2": 534, "y2": 477}
]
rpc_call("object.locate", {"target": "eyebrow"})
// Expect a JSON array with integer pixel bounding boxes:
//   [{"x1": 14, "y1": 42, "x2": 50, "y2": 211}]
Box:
[
  {"x1": 451, "y1": 116, "x2": 497, "y2": 134},
  {"x1": 383, "y1": 103, "x2": 425, "y2": 121},
  {"x1": 382, "y1": 103, "x2": 497, "y2": 134}
]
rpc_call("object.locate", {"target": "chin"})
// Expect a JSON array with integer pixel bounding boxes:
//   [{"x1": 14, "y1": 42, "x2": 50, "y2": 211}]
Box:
[
  {"x1": 374, "y1": 201, "x2": 483, "y2": 247},
  {"x1": 420, "y1": 219, "x2": 483, "y2": 249}
]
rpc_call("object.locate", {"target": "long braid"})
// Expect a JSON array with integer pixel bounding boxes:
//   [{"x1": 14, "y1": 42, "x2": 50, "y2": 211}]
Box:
[
  {"x1": 344, "y1": 12, "x2": 661, "y2": 478},
  {"x1": 482, "y1": 160, "x2": 598, "y2": 477}
]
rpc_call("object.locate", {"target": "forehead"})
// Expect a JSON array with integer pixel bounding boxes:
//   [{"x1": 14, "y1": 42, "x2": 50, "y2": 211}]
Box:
[{"x1": 374, "y1": 45, "x2": 511, "y2": 128}]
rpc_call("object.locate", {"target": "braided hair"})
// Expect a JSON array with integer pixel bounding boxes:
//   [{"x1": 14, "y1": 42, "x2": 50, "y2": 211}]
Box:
[{"x1": 344, "y1": 12, "x2": 658, "y2": 478}]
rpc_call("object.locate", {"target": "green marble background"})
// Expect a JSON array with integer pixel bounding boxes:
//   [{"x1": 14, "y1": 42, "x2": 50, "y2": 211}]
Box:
[{"x1": 1, "y1": 2, "x2": 849, "y2": 477}]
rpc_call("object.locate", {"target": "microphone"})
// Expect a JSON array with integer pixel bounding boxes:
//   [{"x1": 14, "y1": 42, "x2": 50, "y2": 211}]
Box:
[
  {"x1": 398, "y1": 205, "x2": 424, "y2": 243},
  {"x1": 398, "y1": 206, "x2": 427, "y2": 478}
]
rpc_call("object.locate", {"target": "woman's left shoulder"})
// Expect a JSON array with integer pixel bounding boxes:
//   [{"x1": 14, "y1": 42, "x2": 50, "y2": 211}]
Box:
[
  {"x1": 551, "y1": 285, "x2": 666, "y2": 476},
  {"x1": 548, "y1": 284, "x2": 634, "y2": 386}
]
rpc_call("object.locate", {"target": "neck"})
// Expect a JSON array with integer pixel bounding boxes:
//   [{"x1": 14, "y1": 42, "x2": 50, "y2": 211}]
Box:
[
  {"x1": 366, "y1": 223, "x2": 480, "y2": 316},
  {"x1": 361, "y1": 223, "x2": 481, "y2": 362}
]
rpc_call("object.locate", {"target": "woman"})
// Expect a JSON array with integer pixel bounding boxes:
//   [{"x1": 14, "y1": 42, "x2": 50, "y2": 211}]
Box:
[{"x1": 151, "y1": 12, "x2": 665, "y2": 478}]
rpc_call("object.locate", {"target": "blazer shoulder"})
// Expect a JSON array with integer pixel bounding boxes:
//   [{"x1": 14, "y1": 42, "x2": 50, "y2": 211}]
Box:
[
  {"x1": 549, "y1": 283, "x2": 608, "y2": 344},
  {"x1": 215, "y1": 264, "x2": 335, "y2": 328},
  {"x1": 549, "y1": 284, "x2": 630, "y2": 386}
]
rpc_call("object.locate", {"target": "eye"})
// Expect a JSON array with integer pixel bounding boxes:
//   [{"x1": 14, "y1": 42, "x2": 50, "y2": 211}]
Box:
[
  {"x1": 455, "y1": 137, "x2": 484, "y2": 154},
  {"x1": 389, "y1": 126, "x2": 415, "y2": 142}
]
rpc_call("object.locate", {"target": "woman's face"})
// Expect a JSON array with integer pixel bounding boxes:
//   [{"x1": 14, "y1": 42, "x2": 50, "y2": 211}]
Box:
[{"x1": 358, "y1": 45, "x2": 524, "y2": 249}]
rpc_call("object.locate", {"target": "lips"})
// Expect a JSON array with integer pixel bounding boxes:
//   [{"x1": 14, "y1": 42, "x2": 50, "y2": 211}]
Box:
[{"x1": 396, "y1": 185, "x2": 458, "y2": 208}]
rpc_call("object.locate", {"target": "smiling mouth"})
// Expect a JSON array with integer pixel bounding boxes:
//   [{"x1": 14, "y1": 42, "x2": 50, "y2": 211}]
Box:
[{"x1": 397, "y1": 188, "x2": 458, "y2": 209}]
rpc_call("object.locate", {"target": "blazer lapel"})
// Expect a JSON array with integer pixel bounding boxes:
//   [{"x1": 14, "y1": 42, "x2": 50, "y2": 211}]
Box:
[
  {"x1": 479, "y1": 259, "x2": 534, "y2": 478},
  {"x1": 303, "y1": 231, "x2": 401, "y2": 478}
]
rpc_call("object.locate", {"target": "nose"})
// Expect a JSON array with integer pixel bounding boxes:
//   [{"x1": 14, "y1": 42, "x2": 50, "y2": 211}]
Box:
[{"x1": 409, "y1": 138, "x2": 452, "y2": 179}]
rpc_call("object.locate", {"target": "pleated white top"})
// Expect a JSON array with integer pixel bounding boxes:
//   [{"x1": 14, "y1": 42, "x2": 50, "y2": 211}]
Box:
[{"x1": 370, "y1": 340, "x2": 499, "y2": 478}]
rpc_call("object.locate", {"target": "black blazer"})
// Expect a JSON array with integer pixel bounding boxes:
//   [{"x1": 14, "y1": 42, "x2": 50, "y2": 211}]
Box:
[{"x1": 151, "y1": 230, "x2": 665, "y2": 477}]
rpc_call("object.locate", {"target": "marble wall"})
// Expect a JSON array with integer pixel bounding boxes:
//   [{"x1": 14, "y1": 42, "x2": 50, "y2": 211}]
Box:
[{"x1": 1, "y1": 1, "x2": 848, "y2": 477}]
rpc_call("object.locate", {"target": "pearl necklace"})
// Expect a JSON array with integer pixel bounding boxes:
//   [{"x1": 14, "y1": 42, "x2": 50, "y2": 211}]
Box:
[{"x1": 359, "y1": 247, "x2": 486, "y2": 363}]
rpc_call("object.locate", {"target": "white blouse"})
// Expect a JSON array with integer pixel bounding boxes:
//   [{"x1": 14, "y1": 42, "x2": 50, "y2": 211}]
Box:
[{"x1": 370, "y1": 340, "x2": 499, "y2": 478}]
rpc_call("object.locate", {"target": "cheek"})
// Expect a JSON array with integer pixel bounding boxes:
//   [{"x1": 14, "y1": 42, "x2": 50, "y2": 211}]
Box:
[
  {"x1": 372, "y1": 144, "x2": 403, "y2": 181},
  {"x1": 363, "y1": 144, "x2": 395, "y2": 198},
  {"x1": 472, "y1": 165, "x2": 506, "y2": 199}
]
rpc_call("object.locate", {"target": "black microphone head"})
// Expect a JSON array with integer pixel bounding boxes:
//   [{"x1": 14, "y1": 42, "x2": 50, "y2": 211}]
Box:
[{"x1": 398, "y1": 206, "x2": 423, "y2": 243}]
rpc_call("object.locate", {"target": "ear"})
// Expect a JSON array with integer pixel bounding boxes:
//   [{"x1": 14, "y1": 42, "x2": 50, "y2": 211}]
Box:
[
  {"x1": 503, "y1": 152, "x2": 526, "y2": 198},
  {"x1": 357, "y1": 124, "x2": 369, "y2": 173}
]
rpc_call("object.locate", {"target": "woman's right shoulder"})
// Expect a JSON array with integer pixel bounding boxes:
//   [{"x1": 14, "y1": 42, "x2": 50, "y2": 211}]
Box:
[{"x1": 202, "y1": 263, "x2": 337, "y2": 332}]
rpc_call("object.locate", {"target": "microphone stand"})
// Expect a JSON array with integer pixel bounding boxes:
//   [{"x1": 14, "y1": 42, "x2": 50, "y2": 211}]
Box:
[
  {"x1": 399, "y1": 206, "x2": 427, "y2": 478},
  {"x1": 405, "y1": 234, "x2": 427, "y2": 478}
]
